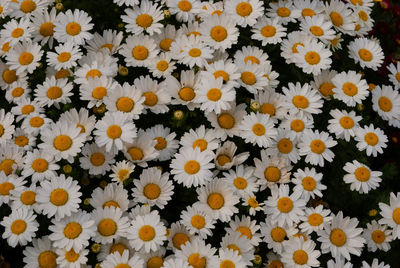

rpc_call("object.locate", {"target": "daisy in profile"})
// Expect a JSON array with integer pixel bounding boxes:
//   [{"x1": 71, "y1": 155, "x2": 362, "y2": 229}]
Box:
[
  {"x1": 79, "y1": 76, "x2": 118, "y2": 109},
  {"x1": 0, "y1": 207, "x2": 38, "y2": 247},
  {"x1": 86, "y1": 29, "x2": 123, "y2": 55},
  {"x1": 54, "y1": 9, "x2": 93, "y2": 45},
  {"x1": 90, "y1": 183, "x2": 130, "y2": 212},
  {"x1": 180, "y1": 125, "x2": 219, "y2": 153},
  {"x1": 327, "y1": 109, "x2": 361, "y2": 142},
  {"x1": 180, "y1": 205, "x2": 216, "y2": 239},
  {"x1": 299, "y1": 205, "x2": 332, "y2": 235},
  {"x1": 372, "y1": 85, "x2": 400, "y2": 122},
  {"x1": 175, "y1": 237, "x2": 218, "y2": 267},
  {"x1": 343, "y1": 160, "x2": 382, "y2": 194},
  {"x1": 46, "y1": 42, "x2": 82, "y2": 71},
  {"x1": 132, "y1": 167, "x2": 174, "y2": 209},
  {"x1": 281, "y1": 237, "x2": 320, "y2": 268},
  {"x1": 38, "y1": 120, "x2": 86, "y2": 163},
  {"x1": 251, "y1": 17, "x2": 286, "y2": 45},
  {"x1": 55, "y1": 247, "x2": 88, "y2": 268},
  {"x1": 31, "y1": 7, "x2": 57, "y2": 48},
  {"x1": 280, "y1": 31, "x2": 313, "y2": 64},
  {"x1": 101, "y1": 251, "x2": 144, "y2": 268},
  {"x1": 325, "y1": 0, "x2": 356, "y2": 35},
  {"x1": 122, "y1": 0, "x2": 163, "y2": 35},
  {"x1": 348, "y1": 38, "x2": 384, "y2": 70},
  {"x1": 317, "y1": 211, "x2": 365, "y2": 260},
  {"x1": 213, "y1": 140, "x2": 248, "y2": 170},
  {"x1": 225, "y1": 215, "x2": 262, "y2": 246},
  {"x1": 109, "y1": 160, "x2": 135, "y2": 184},
  {"x1": 0, "y1": 18, "x2": 33, "y2": 46},
  {"x1": 298, "y1": 129, "x2": 337, "y2": 167},
  {"x1": 332, "y1": 70, "x2": 369, "y2": 107},
  {"x1": 167, "y1": 0, "x2": 201, "y2": 22},
  {"x1": 292, "y1": 167, "x2": 326, "y2": 202},
  {"x1": 59, "y1": 108, "x2": 96, "y2": 140},
  {"x1": 170, "y1": 147, "x2": 214, "y2": 187},
  {"x1": 239, "y1": 112, "x2": 277, "y2": 148},
  {"x1": 223, "y1": 165, "x2": 258, "y2": 198},
  {"x1": 48, "y1": 211, "x2": 95, "y2": 252},
  {"x1": 195, "y1": 178, "x2": 240, "y2": 222},
  {"x1": 22, "y1": 236, "x2": 58, "y2": 268},
  {"x1": 120, "y1": 34, "x2": 158, "y2": 67},
  {"x1": 0, "y1": 109, "x2": 14, "y2": 147},
  {"x1": 379, "y1": 192, "x2": 400, "y2": 239},
  {"x1": 134, "y1": 75, "x2": 171, "y2": 114},
  {"x1": 94, "y1": 111, "x2": 137, "y2": 153},
  {"x1": 362, "y1": 220, "x2": 392, "y2": 252},
  {"x1": 6, "y1": 40, "x2": 43, "y2": 74},
  {"x1": 146, "y1": 124, "x2": 179, "y2": 161},
  {"x1": 148, "y1": 53, "x2": 176, "y2": 79},
  {"x1": 260, "y1": 218, "x2": 298, "y2": 254},
  {"x1": 34, "y1": 76, "x2": 73, "y2": 109},
  {"x1": 195, "y1": 75, "x2": 235, "y2": 114},
  {"x1": 293, "y1": 39, "x2": 332, "y2": 75},
  {"x1": 123, "y1": 132, "x2": 159, "y2": 167},
  {"x1": 36, "y1": 174, "x2": 81, "y2": 220},
  {"x1": 171, "y1": 34, "x2": 214, "y2": 68},
  {"x1": 128, "y1": 210, "x2": 166, "y2": 253},
  {"x1": 225, "y1": 0, "x2": 263, "y2": 27},
  {"x1": 354, "y1": 124, "x2": 388, "y2": 157},
  {"x1": 21, "y1": 149, "x2": 59, "y2": 183},
  {"x1": 266, "y1": 0, "x2": 300, "y2": 25},
  {"x1": 92, "y1": 206, "x2": 130, "y2": 244},
  {"x1": 282, "y1": 82, "x2": 323, "y2": 118},
  {"x1": 387, "y1": 61, "x2": 400, "y2": 89},
  {"x1": 265, "y1": 184, "x2": 306, "y2": 226},
  {"x1": 79, "y1": 143, "x2": 115, "y2": 176},
  {"x1": 199, "y1": 14, "x2": 239, "y2": 50}
]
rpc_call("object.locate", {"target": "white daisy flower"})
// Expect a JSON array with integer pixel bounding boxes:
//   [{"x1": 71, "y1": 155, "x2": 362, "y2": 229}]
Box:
[
  {"x1": 12, "y1": 128, "x2": 36, "y2": 151},
  {"x1": 237, "y1": 61, "x2": 269, "y2": 94},
  {"x1": 298, "y1": 129, "x2": 337, "y2": 167},
  {"x1": 180, "y1": 205, "x2": 216, "y2": 239},
  {"x1": 167, "y1": 0, "x2": 202, "y2": 22},
  {"x1": 234, "y1": 45, "x2": 269, "y2": 66},
  {"x1": 137, "y1": 248, "x2": 166, "y2": 268},
  {"x1": 113, "y1": 0, "x2": 139, "y2": 6},
  {"x1": 260, "y1": 218, "x2": 298, "y2": 254},
  {"x1": 281, "y1": 237, "x2": 321, "y2": 268},
  {"x1": 223, "y1": 165, "x2": 258, "y2": 198},
  {"x1": 21, "y1": 149, "x2": 59, "y2": 183},
  {"x1": 31, "y1": 7, "x2": 57, "y2": 48},
  {"x1": 86, "y1": 29, "x2": 124, "y2": 55},
  {"x1": 203, "y1": 59, "x2": 241, "y2": 89},
  {"x1": 379, "y1": 192, "x2": 400, "y2": 239},
  {"x1": 90, "y1": 183, "x2": 130, "y2": 212},
  {"x1": 326, "y1": 258, "x2": 353, "y2": 268},
  {"x1": 362, "y1": 220, "x2": 392, "y2": 252},
  {"x1": 59, "y1": 108, "x2": 96, "y2": 140},
  {"x1": 251, "y1": 17, "x2": 287, "y2": 45},
  {"x1": 48, "y1": 211, "x2": 95, "y2": 252},
  {"x1": 354, "y1": 124, "x2": 388, "y2": 157},
  {"x1": 5, "y1": 80, "x2": 30, "y2": 104},
  {"x1": 54, "y1": 9, "x2": 94, "y2": 45},
  {"x1": 225, "y1": 0, "x2": 263, "y2": 27},
  {"x1": 46, "y1": 42, "x2": 82, "y2": 70},
  {"x1": 162, "y1": 258, "x2": 193, "y2": 268},
  {"x1": 180, "y1": 125, "x2": 219, "y2": 153},
  {"x1": 123, "y1": 132, "x2": 159, "y2": 167},
  {"x1": 34, "y1": 76, "x2": 73, "y2": 109},
  {"x1": 79, "y1": 143, "x2": 115, "y2": 176},
  {"x1": 97, "y1": 237, "x2": 134, "y2": 261},
  {"x1": 0, "y1": 18, "x2": 33, "y2": 45},
  {"x1": 74, "y1": 61, "x2": 116, "y2": 85},
  {"x1": 267, "y1": 129, "x2": 300, "y2": 165},
  {"x1": 167, "y1": 221, "x2": 195, "y2": 252},
  {"x1": 134, "y1": 75, "x2": 171, "y2": 114},
  {"x1": 79, "y1": 76, "x2": 118, "y2": 108},
  {"x1": 128, "y1": 210, "x2": 167, "y2": 253},
  {"x1": 348, "y1": 37, "x2": 384, "y2": 70},
  {"x1": 0, "y1": 109, "x2": 14, "y2": 147},
  {"x1": 225, "y1": 215, "x2": 262, "y2": 246},
  {"x1": 266, "y1": 0, "x2": 300, "y2": 25},
  {"x1": 0, "y1": 62, "x2": 28, "y2": 90},
  {"x1": 300, "y1": 14, "x2": 335, "y2": 41},
  {"x1": 211, "y1": 248, "x2": 247, "y2": 267},
  {"x1": 101, "y1": 251, "x2": 144, "y2": 268},
  {"x1": 199, "y1": 14, "x2": 239, "y2": 50},
  {"x1": 0, "y1": 0, "x2": 10, "y2": 19},
  {"x1": 372, "y1": 85, "x2": 400, "y2": 122},
  {"x1": 170, "y1": 147, "x2": 214, "y2": 188},
  {"x1": 9, "y1": 184, "x2": 40, "y2": 213},
  {"x1": 311, "y1": 69, "x2": 338, "y2": 99},
  {"x1": 175, "y1": 237, "x2": 218, "y2": 267},
  {"x1": 294, "y1": 0, "x2": 325, "y2": 18},
  {"x1": 92, "y1": 206, "x2": 130, "y2": 244},
  {"x1": 109, "y1": 160, "x2": 135, "y2": 184},
  {"x1": 6, "y1": 40, "x2": 43, "y2": 75},
  {"x1": 280, "y1": 31, "x2": 313, "y2": 64},
  {"x1": 152, "y1": 24, "x2": 179, "y2": 52},
  {"x1": 253, "y1": 90, "x2": 287, "y2": 120},
  {"x1": 9, "y1": 0, "x2": 49, "y2": 19},
  {"x1": 293, "y1": 38, "x2": 332, "y2": 75},
  {"x1": 317, "y1": 211, "x2": 365, "y2": 260},
  {"x1": 121, "y1": 0, "x2": 163, "y2": 35},
  {"x1": 331, "y1": 70, "x2": 369, "y2": 107},
  {"x1": 299, "y1": 205, "x2": 333, "y2": 235},
  {"x1": 325, "y1": 0, "x2": 356, "y2": 35},
  {"x1": 387, "y1": 61, "x2": 400, "y2": 89},
  {"x1": 343, "y1": 160, "x2": 382, "y2": 194},
  {"x1": 0, "y1": 145, "x2": 24, "y2": 177},
  {"x1": 22, "y1": 236, "x2": 58, "y2": 268},
  {"x1": 327, "y1": 109, "x2": 362, "y2": 142},
  {"x1": 55, "y1": 247, "x2": 88, "y2": 268},
  {"x1": 146, "y1": 124, "x2": 179, "y2": 161},
  {"x1": 120, "y1": 34, "x2": 158, "y2": 68},
  {"x1": 148, "y1": 53, "x2": 177, "y2": 78},
  {"x1": 0, "y1": 207, "x2": 38, "y2": 247},
  {"x1": 292, "y1": 167, "x2": 326, "y2": 202},
  {"x1": 361, "y1": 259, "x2": 390, "y2": 268},
  {"x1": 239, "y1": 112, "x2": 277, "y2": 148}
]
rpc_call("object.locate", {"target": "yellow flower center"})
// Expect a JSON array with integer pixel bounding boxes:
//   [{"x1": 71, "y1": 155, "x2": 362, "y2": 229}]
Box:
[
  {"x1": 277, "y1": 197, "x2": 293, "y2": 213},
  {"x1": 350, "y1": 0, "x2": 363, "y2": 4},
  {"x1": 101, "y1": 43, "x2": 114, "y2": 52},
  {"x1": 260, "y1": 103, "x2": 275, "y2": 116},
  {"x1": 261, "y1": 25, "x2": 276, "y2": 37},
  {"x1": 218, "y1": 113, "x2": 235, "y2": 129},
  {"x1": 378, "y1": 96, "x2": 392, "y2": 112},
  {"x1": 92, "y1": 86, "x2": 107, "y2": 100},
  {"x1": 132, "y1": 46, "x2": 149, "y2": 60},
  {"x1": 66, "y1": 22, "x2": 81, "y2": 36},
  {"x1": 86, "y1": 69, "x2": 102, "y2": 79},
  {"x1": 11, "y1": 28, "x2": 24, "y2": 38},
  {"x1": 1, "y1": 41, "x2": 10, "y2": 53},
  {"x1": 179, "y1": 87, "x2": 195, "y2": 101},
  {"x1": 191, "y1": 215, "x2": 206, "y2": 229},
  {"x1": 395, "y1": 72, "x2": 400, "y2": 83},
  {"x1": 57, "y1": 52, "x2": 71, "y2": 63},
  {"x1": 160, "y1": 38, "x2": 173, "y2": 51},
  {"x1": 40, "y1": 22, "x2": 55, "y2": 37},
  {"x1": 310, "y1": 26, "x2": 324, "y2": 36},
  {"x1": 188, "y1": 253, "x2": 206, "y2": 268},
  {"x1": 143, "y1": 183, "x2": 161, "y2": 200},
  {"x1": 136, "y1": 14, "x2": 153, "y2": 28},
  {"x1": 98, "y1": 218, "x2": 117, "y2": 236},
  {"x1": 11, "y1": 87, "x2": 24, "y2": 98},
  {"x1": 207, "y1": 193, "x2": 224, "y2": 209},
  {"x1": 233, "y1": 177, "x2": 247, "y2": 189},
  {"x1": 330, "y1": 12, "x2": 343, "y2": 26},
  {"x1": 216, "y1": 154, "x2": 231, "y2": 166},
  {"x1": 107, "y1": 125, "x2": 122, "y2": 139},
  {"x1": 358, "y1": 10, "x2": 368, "y2": 21},
  {"x1": 20, "y1": 190, "x2": 36, "y2": 205},
  {"x1": 302, "y1": 8, "x2": 315, "y2": 17},
  {"x1": 330, "y1": 228, "x2": 347, "y2": 246},
  {"x1": 292, "y1": 95, "x2": 309, "y2": 109},
  {"x1": 310, "y1": 139, "x2": 325, "y2": 154},
  {"x1": 156, "y1": 60, "x2": 169, "y2": 71},
  {"x1": 147, "y1": 256, "x2": 164, "y2": 268},
  {"x1": 214, "y1": 70, "x2": 229, "y2": 82},
  {"x1": 277, "y1": 7, "x2": 290, "y2": 17},
  {"x1": 2, "y1": 69, "x2": 17, "y2": 84},
  {"x1": 305, "y1": 51, "x2": 320, "y2": 65},
  {"x1": 178, "y1": 0, "x2": 192, "y2": 12},
  {"x1": 220, "y1": 260, "x2": 235, "y2": 268},
  {"x1": 207, "y1": 88, "x2": 222, "y2": 101},
  {"x1": 38, "y1": 250, "x2": 57, "y2": 268},
  {"x1": 115, "y1": 265, "x2": 130, "y2": 268},
  {"x1": 188, "y1": 48, "x2": 202, "y2": 58},
  {"x1": 143, "y1": 91, "x2": 158, "y2": 106},
  {"x1": 354, "y1": 166, "x2": 370, "y2": 182},
  {"x1": 172, "y1": 233, "x2": 189, "y2": 249},
  {"x1": 264, "y1": 166, "x2": 281, "y2": 182},
  {"x1": 77, "y1": 124, "x2": 85, "y2": 133},
  {"x1": 292, "y1": 43, "x2": 304, "y2": 53},
  {"x1": 371, "y1": 230, "x2": 386, "y2": 244},
  {"x1": 364, "y1": 132, "x2": 378, "y2": 146},
  {"x1": 138, "y1": 225, "x2": 156, "y2": 241},
  {"x1": 269, "y1": 260, "x2": 284, "y2": 268},
  {"x1": 241, "y1": 71, "x2": 256, "y2": 85},
  {"x1": 65, "y1": 249, "x2": 79, "y2": 263},
  {"x1": 116, "y1": 97, "x2": 135, "y2": 112},
  {"x1": 32, "y1": 158, "x2": 48, "y2": 173},
  {"x1": 63, "y1": 222, "x2": 82, "y2": 239},
  {"x1": 184, "y1": 160, "x2": 200, "y2": 174},
  {"x1": 46, "y1": 86, "x2": 62, "y2": 100},
  {"x1": 127, "y1": 147, "x2": 144, "y2": 161},
  {"x1": 110, "y1": 243, "x2": 128, "y2": 255},
  {"x1": 252, "y1": 123, "x2": 265, "y2": 136},
  {"x1": 236, "y1": 2, "x2": 252, "y2": 17},
  {"x1": 11, "y1": 219, "x2": 26, "y2": 234},
  {"x1": 319, "y1": 82, "x2": 335, "y2": 97},
  {"x1": 293, "y1": 250, "x2": 308, "y2": 265},
  {"x1": 271, "y1": 227, "x2": 286, "y2": 242},
  {"x1": 236, "y1": 226, "x2": 252, "y2": 239},
  {"x1": 392, "y1": 208, "x2": 400, "y2": 224},
  {"x1": 244, "y1": 56, "x2": 259, "y2": 64},
  {"x1": 339, "y1": 116, "x2": 354, "y2": 129},
  {"x1": 56, "y1": 69, "x2": 70, "y2": 79},
  {"x1": 117, "y1": 169, "x2": 130, "y2": 182},
  {"x1": 50, "y1": 188, "x2": 69, "y2": 206},
  {"x1": 0, "y1": 159, "x2": 15, "y2": 176},
  {"x1": 308, "y1": 213, "x2": 323, "y2": 226},
  {"x1": 19, "y1": 52, "x2": 34, "y2": 65},
  {"x1": 102, "y1": 200, "x2": 119, "y2": 209},
  {"x1": 154, "y1": 137, "x2": 167, "y2": 150},
  {"x1": 277, "y1": 138, "x2": 293, "y2": 154},
  {"x1": 53, "y1": 135, "x2": 72, "y2": 151},
  {"x1": 227, "y1": 244, "x2": 241, "y2": 255},
  {"x1": 342, "y1": 82, "x2": 358, "y2": 97},
  {"x1": 358, "y1": 48, "x2": 372, "y2": 61},
  {"x1": 302, "y1": 176, "x2": 316, "y2": 191},
  {"x1": 192, "y1": 139, "x2": 208, "y2": 151},
  {"x1": 90, "y1": 152, "x2": 105, "y2": 166},
  {"x1": 210, "y1": 26, "x2": 227, "y2": 42},
  {"x1": 0, "y1": 125, "x2": 4, "y2": 137},
  {"x1": 20, "y1": 0, "x2": 36, "y2": 13}
]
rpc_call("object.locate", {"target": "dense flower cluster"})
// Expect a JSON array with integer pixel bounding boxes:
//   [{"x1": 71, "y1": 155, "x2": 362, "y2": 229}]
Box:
[{"x1": 0, "y1": 0, "x2": 399, "y2": 267}]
